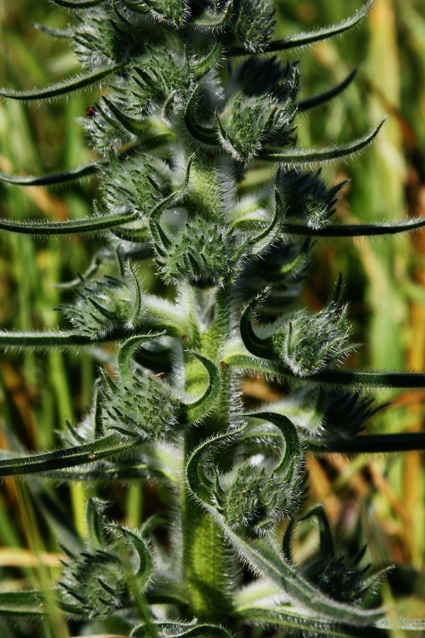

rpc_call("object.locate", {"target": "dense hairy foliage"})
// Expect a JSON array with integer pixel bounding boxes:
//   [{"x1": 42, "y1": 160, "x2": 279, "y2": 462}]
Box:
[{"x1": 1, "y1": 0, "x2": 425, "y2": 636}]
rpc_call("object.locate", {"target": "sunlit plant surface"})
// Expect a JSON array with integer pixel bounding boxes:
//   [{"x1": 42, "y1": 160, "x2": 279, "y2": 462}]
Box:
[{"x1": 0, "y1": 1, "x2": 425, "y2": 636}]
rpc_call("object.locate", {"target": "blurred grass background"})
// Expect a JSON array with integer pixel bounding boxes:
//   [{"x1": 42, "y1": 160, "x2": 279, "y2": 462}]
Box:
[{"x1": 0, "y1": 0, "x2": 424, "y2": 635}]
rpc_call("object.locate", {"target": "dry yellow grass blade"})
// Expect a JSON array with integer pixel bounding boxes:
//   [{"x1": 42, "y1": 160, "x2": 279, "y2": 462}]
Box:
[{"x1": 0, "y1": 547, "x2": 61, "y2": 567}]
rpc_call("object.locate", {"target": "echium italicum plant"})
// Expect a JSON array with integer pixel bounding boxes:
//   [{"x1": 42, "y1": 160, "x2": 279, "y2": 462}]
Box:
[{"x1": 2, "y1": 0, "x2": 425, "y2": 636}]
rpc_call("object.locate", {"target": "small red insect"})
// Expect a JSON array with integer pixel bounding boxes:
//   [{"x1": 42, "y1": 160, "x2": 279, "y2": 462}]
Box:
[{"x1": 85, "y1": 106, "x2": 96, "y2": 118}]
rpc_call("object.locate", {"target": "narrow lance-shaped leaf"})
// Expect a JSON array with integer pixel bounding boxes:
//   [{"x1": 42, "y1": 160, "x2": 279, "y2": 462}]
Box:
[
  {"x1": 118, "y1": 526, "x2": 155, "y2": 581},
  {"x1": 0, "y1": 162, "x2": 98, "y2": 187},
  {"x1": 0, "y1": 210, "x2": 137, "y2": 236},
  {"x1": 310, "y1": 432, "x2": 425, "y2": 454},
  {"x1": 234, "y1": 603, "x2": 385, "y2": 638},
  {"x1": 229, "y1": 1, "x2": 374, "y2": 55},
  {"x1": 186, "y1": 428, "x2": 244, "y2": 505},
  {"x1": 219, "y1": 523, "x2": 385, "y2": 627},
  {"x1": 300, "y1": 504, "x2": 335, "y2": 556},
  {"x1": 184, "y1": 86, "x2": 220, "y2": 146},
  {"x1": 0, "y1": 589, "x2": 84, "y2": 619},
  {"x1": 192, "y1": 42, "x2": 223, "y2": 79},
  {"x1": 149, "y1": 154, "x2": 195, "y2": 254},
  {"x1": 0, "y1": 434, "x2": 142, "y2": 477},
  {"x1": 223, "y1": 352, "x2": 425, "y2": 390},
  {"x1": 118, "y1": 333, "x2": 167, "y2": 386},
  {"x1": 284, "y1": 216, "x2": 425, "y2": 237},
  {"x1": 0, "y1": 134, "x2": 173, "y2": 189},
  {"x1": 37, "y1": 459, "x2": 178, "y2": 484},
  {"x1": 50, "y1": 0, "x2": 105, "y2": 7},
  {"x1": 239, "y1": 294, "x2": 274, "y2": 359},
  {"x1": 133, "y1": 622, "x2": 233, "y2": 638},
  {"x1": 246, "y1": 411, "x2": 302, "y2": 480},
  {"x1": 183, "y1": 352, "x2": 221, "y2": 423},
  {"x1": 30, "y1": 23, "x2": 73, "y2": 39},
  {"x1": 260, "y1": 119, "x2": 386, "y2": 166},
  {"x1": 0, "y1": 328, "x2": 128, "y2": 350},
  {"x1": 101, "y1": 97, "x2": 149, "y2": 136},
  {"x1": 249, "y1": 188, "x2": 285, "y2": 255},
  {"x1": 120, "y1": 0, "x2": 150, "y2": 14},
  {"x1": 0, "y1": 64, "x2": 124, "y2": 101},
  {"x1": 296, "y1": 69, "x2": 358, "y2": 113}
]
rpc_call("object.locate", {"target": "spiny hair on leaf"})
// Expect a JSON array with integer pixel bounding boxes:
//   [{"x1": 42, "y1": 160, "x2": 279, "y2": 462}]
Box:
[
  {"x1": 232, "y1": 0, "x2": 276, "y2": 52},
  {"x1": 157, "y1": 216, "x2": 244, "y2": 287},
  {"x1": 217, "y1": 91, "x2": 297, "y2": 162},
  {"x1": 99, "y1": 362, "x2": 181, "y2": 441},
  {"x1": 59, "y1": 263, "x2": 144, "y2": 339},
  {"x1": 276, "y1": 169, "x2": 345, "y2": 230},
  {"x1": 101, "y1": 154, "x2": 172, "y2": 217},
  {"x1": 284, "y1": 508, "x2": 382, "y2": 606},
  {"x1": 72, "y1": 4, "x2": 141, "y2": 68},
  {"x1": 59, "y1": 502, "x2": 154, "y2": 619},
  {"x1": 271, "y1": 276, "x2": 356, "y2": 377}
]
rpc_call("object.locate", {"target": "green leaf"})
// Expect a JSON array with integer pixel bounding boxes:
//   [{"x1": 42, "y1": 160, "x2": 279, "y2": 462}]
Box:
[
  {"x1": 0, "y1": 210, "x2": 137, "y2": 236},
  {"x1": 246, "y1": 412, "x2": 302, "y2": 481},
  {"x1": 260, "y1": 119, "x2": 386, "y2": 166},
  {"x1": 297, "y1": 69, "x2": 358, "y2": 113},
  {"x1": 118, "y1": 333, "x2": 167, "y2": 387},
  {"x1": 184, "y1": 86, "x2": 220, "y2": 146},
  {"x1": 219, "y1": 526, "x2": 385, "y2": 627},
  {"x1": 249, "y1": 188, "x2": 285, "y2": 255},
  {"x1": 132, "y1": 622, "x2": 233, "y2": 638},
  {"x1": 234, "y1": 603, "x2": 385, "y2": 638},
  {"x1": 186, "y1": 428, "x2": 244, "y2": 505},
  {"x1": 230, "y1": 0, "x2": 374, "y2": 55},
  {"x1": 183, "y1": 352, "x2": 221, "y2": 423},
  {"x1": 149, "y1": 154, "x2": 195, "y2": 254},
  {"x1": 223, "y1": 353, "x2": 425, "y2": 390},
  {"x1": 0, "y1": 64, "x2": 124, "y2": 101},
  {"x1": 300, "y1": 504, "x2": 335, "y2": 556},
  {"x1": 284, "y1": 216, "x2": 425, "y2": 237},
  {"x1": 49, "y1": 0, "x2": 105, "y2": 7},
  {"x1": 0, "y1": 434, "x2": 140, "y2": 477},
  {"x1": 240, "y1": 293, "x2": 274, "y2": 359},
  {"x1": 37, "y1": 459, "x2": 178, "y2": 484},
  {"x1": 0, "y1": 162, "x2": 98, "y2": 186},
  {"x1": 310, "y1": 432, "x2": 425, "y2": 454},
  {"x1": 30, "y1": 23, "x2": 73, "y2": 39},
  {"x1": 0, "y1": 329, "x2": 127, "y2": 349},
  {"x1": 192, "y1": 42, "x2": 223, "y2": 79}
]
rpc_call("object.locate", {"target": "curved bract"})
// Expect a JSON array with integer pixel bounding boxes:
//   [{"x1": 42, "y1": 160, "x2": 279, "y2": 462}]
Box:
[{"x1": 0, "y1": 0, "x2": 423, "y2": 636}]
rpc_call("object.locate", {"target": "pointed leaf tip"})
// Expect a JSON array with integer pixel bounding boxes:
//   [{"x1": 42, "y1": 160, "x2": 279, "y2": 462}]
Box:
[{"x1": 260, "y1": 118, "x2": 386, "y2": 167}]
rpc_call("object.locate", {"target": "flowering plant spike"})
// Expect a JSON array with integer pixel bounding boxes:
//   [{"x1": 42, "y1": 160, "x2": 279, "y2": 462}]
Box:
[{"x1": 1, "y1": 0, "x2": 425, "y2": 635}]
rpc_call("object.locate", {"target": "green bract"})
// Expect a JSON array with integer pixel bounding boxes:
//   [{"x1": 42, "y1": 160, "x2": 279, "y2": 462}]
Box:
[{"x1": 1, "y1": 1, "x2": 425, "y2": 636}]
